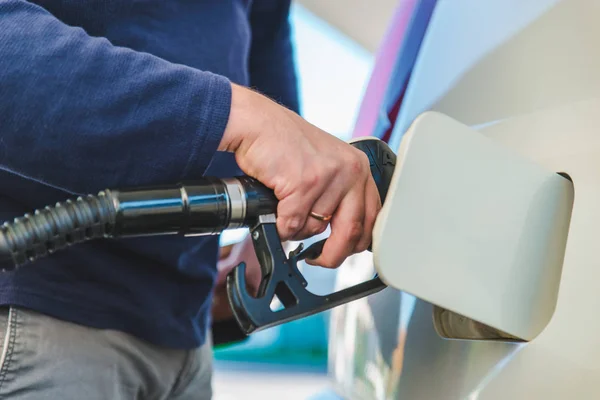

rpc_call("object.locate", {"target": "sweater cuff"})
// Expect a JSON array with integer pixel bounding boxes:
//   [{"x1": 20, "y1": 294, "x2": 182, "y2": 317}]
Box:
[{"x1": 181, "y1": 71, "x2": 232, "y2": 179}]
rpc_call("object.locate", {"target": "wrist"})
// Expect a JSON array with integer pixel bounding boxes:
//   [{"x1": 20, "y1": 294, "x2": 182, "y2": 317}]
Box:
[{"x1": 218, "y1": 83, "x2": 265, "y2": 152}]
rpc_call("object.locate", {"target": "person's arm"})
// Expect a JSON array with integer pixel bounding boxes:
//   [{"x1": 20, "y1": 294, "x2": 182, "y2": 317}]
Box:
[
  {"x1": 3, "y1": 1, "x2": 380, "y2": 269},
  {"x1": 248, "y1": 0, "x2": 300, "y2": 114},
  {"x1": 0, "y1": 0, "x2": 231, "y2": 194}
]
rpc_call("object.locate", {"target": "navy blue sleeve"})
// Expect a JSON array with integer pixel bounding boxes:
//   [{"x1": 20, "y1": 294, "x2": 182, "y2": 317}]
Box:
[
  {"x1": 0, "y1": 0, "x2": 232, "y2": 195},
  {"x1": 248, "y1": 0, "x2": 300, "y2": 115}
]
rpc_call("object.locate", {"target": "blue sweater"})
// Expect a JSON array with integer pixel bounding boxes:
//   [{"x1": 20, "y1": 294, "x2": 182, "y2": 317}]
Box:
[{"x1": 0, "y1": 0, "x2": 299, "y2": 348}]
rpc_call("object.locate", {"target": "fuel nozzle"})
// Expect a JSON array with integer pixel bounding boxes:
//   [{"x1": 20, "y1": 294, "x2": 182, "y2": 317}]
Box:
[
  {"x1": 111, "y1": 176, "x2": 277, "y2": 237},
  {"x1": 0, "y1": 176, "x2": 277, "y2": 270}
]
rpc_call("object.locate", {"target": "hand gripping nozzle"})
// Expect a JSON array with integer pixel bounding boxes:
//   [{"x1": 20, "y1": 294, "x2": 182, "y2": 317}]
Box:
[{"x1": 226, "y1": 137, "x2": 397, "y2": 334}]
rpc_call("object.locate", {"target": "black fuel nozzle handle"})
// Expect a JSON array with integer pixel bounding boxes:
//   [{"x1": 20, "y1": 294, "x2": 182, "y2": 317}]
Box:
[{"x1": 226, "y1": 137, "x2": 397, "y2": 334}]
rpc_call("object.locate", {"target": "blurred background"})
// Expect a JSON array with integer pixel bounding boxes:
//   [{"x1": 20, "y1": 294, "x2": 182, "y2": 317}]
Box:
[
  {"x1": 212, "y1": 1, "x2": 395, "y2": 398},
  {"x1": 211, "y1": 0, "x2": 596, "y2": 398}
]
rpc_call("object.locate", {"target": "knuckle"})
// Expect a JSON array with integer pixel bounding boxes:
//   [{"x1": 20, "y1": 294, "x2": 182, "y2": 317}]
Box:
[
  {"x1": 278, "y1": 214, "x2": 303, "y2": 239},
  {"x1": 345, "y1": 150, "x2": 370, "y2": 179},
  {"x1": 356, "y1": 148, "x2": 370, "y2": 164},
  {"x1": 355, "y1": 237, "x2": 371, "y2": 253},
  {"x1": 328, "y1": 157, "x2": 342, "y2": 173},
  {"x1": 301, "y1": 169, "x2": 320, "y2": 188},
  {"x1": 348, "y1": 156, "x2": 363, "y2": 176},
  {"x1": 345, "y1": 220, "x2": 364, "y2": 242},
  {"x1": 275, "y1": 179, "x2": 295, "y2": 199},
  {"x1": 287, "y1": 216, "x2": 303, "y2": 232}
]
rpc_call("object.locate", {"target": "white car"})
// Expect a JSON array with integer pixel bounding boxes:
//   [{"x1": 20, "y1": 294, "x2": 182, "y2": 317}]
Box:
[{"x1": 320, "y1": 1, "x2": 600, "y2": 399}]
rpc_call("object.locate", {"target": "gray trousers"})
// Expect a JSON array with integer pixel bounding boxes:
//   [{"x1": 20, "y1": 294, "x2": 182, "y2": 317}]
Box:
[{"x1": 0, "y1": 307, "x2": 213, "y2": 399}]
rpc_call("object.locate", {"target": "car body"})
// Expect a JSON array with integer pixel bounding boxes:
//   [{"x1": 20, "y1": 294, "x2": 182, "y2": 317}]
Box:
[{"x1": 326, "y1": 0, "x2": 600, "y2": 398}]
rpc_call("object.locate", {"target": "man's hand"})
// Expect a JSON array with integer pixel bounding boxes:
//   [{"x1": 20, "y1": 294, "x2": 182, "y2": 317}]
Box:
[
  {"x1": 218, "y1": 84, "x2": 382, "y2": 269},
  {"x1": 212, "y1": 235, "x2": 262, "y2": 322}
]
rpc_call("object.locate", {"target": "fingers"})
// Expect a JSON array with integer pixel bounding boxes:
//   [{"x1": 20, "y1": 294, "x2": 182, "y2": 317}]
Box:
[
  {"x1": 291, "y1": 178, "x2": 347, "y2": 241},
  {"x1": 306, "y1": 181, "x2": 366, "y2": 268},
  {"x1": 304, "y1": 174, "x2": 381, "y2": 268},
  {"x1": 275, "y1": 166, "x2": 332, "y2": 241},
  {"x1": 355, "y1": 176, "x2": 382, "y2": 252}
]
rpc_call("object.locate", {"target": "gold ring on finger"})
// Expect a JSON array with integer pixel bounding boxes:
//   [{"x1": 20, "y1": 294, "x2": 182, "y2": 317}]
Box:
[{"x1": 310, "y1": 212, "x2": 332, "y2": 222}]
